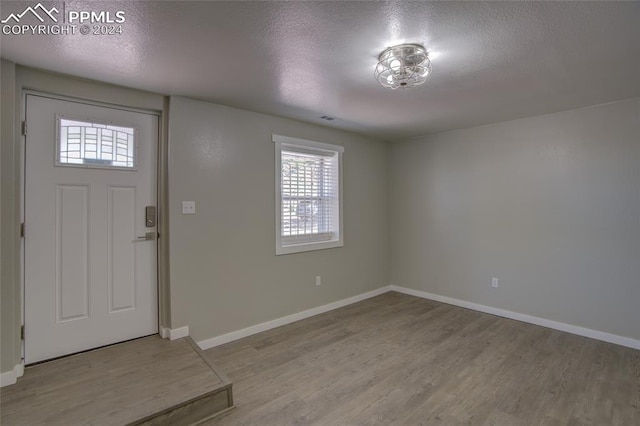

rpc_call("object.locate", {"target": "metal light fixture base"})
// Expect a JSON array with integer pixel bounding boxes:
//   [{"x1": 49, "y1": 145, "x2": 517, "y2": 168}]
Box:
[{"x1": 374, "y1": 43, "x2": 432, "y2": 90}]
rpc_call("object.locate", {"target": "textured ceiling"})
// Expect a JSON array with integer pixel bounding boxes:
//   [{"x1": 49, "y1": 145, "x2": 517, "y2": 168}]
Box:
[{"x1": 1, "y1": 1, "x2": 639, "y2": 140}]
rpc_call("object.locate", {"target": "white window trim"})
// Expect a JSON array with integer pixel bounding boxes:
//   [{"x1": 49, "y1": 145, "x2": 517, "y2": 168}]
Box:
[{"x1": 273, "y1": 134, "x2": 344, "y2": 255}]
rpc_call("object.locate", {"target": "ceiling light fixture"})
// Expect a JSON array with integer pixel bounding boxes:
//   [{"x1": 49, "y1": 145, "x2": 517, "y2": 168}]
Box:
[{"x1": 374, "y1": 43, "x2": 432, "y2": 90}]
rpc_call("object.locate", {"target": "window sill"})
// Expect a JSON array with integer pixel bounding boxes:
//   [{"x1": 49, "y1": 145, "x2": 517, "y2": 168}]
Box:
[{"x1": 276, "y1": 239, "x2": 343, "y2": 255}]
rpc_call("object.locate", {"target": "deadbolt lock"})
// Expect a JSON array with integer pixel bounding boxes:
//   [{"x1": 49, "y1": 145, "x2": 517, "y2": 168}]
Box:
[{"x1": 145, "y1": 206, "x2": 156, "y2": 227}]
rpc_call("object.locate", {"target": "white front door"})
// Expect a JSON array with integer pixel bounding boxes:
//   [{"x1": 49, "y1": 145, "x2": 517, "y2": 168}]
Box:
[{"x1": 24, "y1": 94, "x2": 158, "y2": 364}]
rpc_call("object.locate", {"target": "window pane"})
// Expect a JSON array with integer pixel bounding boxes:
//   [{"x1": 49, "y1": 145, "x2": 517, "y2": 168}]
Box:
[
  {"x1": 58, "y1": 118, "x2": 135, "y2": 169},
  {"x1": 281, "y1": 150, "x2": 335, "y2": 237},
  {"x1": 274, "y1": 134, "x2": 343, "y2": 255}
]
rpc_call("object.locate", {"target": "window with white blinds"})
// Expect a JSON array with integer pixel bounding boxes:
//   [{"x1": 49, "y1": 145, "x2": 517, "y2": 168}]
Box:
[{"x1": 273, "y1": 135, "x2": 344, "y2": 255}]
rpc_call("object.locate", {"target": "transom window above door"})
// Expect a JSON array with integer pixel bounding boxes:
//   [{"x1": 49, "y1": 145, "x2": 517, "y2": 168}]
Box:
[{"x1": 57, "y1": 117, "x2": 136, "y2": 169}]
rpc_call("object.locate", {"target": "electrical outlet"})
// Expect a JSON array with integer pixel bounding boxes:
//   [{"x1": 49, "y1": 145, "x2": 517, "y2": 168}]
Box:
[
  {"x1": 491, "y1": 277, "x2": 499, "y2": 288},
  {"x1": 182, "y1": 201, "x2": 196, "y2": 215},
  {"x1": 315, "y1": 276, "x2": 322, "y2": 286}
]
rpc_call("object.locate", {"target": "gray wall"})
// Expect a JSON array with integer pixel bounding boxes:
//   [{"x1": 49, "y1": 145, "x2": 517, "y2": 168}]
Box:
[
  {"x1": 390, "y1": 98, "x2": 640, "y2": 340},
  {"x1": 168, "y1": 96, "x2": 390, "y2": 341},
  {"x1": 1, "y1": 59, "x2": 19, "y2": 374}
]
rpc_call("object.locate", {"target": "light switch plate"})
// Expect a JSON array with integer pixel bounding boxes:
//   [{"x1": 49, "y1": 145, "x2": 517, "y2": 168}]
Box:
[{"x1": 182, "y1": 201, "x2": 196, "y2": 215}]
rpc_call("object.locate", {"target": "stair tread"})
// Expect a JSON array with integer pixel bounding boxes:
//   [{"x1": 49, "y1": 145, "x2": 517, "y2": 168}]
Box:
[{"x1": 1, "y1": 335, "x2": 232, "y2": 426}]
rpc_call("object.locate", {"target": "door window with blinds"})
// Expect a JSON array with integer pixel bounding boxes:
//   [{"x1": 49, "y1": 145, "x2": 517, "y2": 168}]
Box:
[{"x1": 273, "y1": 135, "x2": 344, "y2": 255}]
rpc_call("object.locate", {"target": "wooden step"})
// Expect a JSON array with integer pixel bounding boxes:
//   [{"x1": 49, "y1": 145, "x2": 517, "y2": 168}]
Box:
[{"x1": 0, "y1": 335, "x2": 233, "y2": 426}]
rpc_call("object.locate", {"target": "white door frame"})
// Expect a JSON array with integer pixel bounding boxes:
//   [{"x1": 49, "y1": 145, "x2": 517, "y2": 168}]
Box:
[{"x1": 21, "y1": 90, "x2": 163, "y2": 362}]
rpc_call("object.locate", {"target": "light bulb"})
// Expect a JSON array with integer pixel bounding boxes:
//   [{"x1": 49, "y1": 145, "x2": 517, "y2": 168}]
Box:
[{"x1": 375, "y1": 44, "x2": 431, "y2": 89}]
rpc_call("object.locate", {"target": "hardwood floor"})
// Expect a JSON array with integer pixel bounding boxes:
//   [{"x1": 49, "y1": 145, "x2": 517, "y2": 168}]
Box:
[
  {"x1": 0, "y1": 336, "x2": 232, "y2": 425},
  {"x1": 204, "y1": 292, "x2": 640, "y2": 425}
]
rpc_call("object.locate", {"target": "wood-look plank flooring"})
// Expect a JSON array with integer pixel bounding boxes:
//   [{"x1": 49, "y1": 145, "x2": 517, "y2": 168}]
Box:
[
  {"x1": 204, "y1": 292, "x2": 640, "y2": 426},
  {"x1": 0, "y1": 335, "x2": 231, "y2": 426}
]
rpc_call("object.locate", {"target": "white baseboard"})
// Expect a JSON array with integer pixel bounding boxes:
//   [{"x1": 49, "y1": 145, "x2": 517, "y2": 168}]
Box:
[
  {"x1": 195, "y1": 283, "x2": 639, "y2": 352},
  {"x1": 0, "y1": 363, "x2": 24, "y2": 387},
  {"x1": 198, "y1": 286, "x2": 392, "y2": 350},
  {"x1": 160, "y1": 325, "x2": 190, "y2": 340},
  {"x1": 390, "y1": 285, "x2": 640, "y2": 350}
]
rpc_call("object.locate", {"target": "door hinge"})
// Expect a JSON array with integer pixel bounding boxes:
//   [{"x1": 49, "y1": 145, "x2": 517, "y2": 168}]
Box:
[
  {"x1": 20, "y1": 223, "x2": 25, "y2": 238},
  {"x1": 21, "y1": 325, "x2": 25, "y2": 340},
  {"x1": 21, "y1": 121, "x2": 27, "y2": 136}
]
